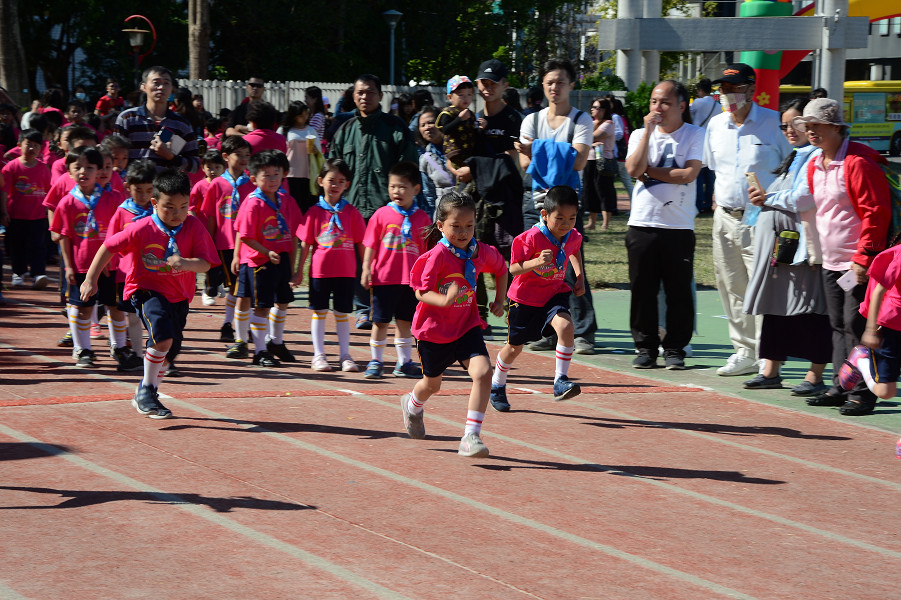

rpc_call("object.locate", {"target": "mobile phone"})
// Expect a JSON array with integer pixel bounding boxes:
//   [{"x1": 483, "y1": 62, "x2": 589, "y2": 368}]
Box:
[
  {"x1": 745, "y1": 171, "x2": 762, "y2": 192},
  {"x1": 156, "y1": 128, "x2": 174, "y2": 144}
]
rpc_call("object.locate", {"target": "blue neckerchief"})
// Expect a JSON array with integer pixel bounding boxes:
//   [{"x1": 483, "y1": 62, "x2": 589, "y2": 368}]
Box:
[
  {"x1": 317, "y1": 196, "x2": 348, "y2": 234},
  {"x1": 251, "y1": 188, "x2": 289, "y2": 234},
  {"x1": 388, "y1": 202, "x2": 419, "y2": 244},
  {"x1": 222, "y1": 170, "x2": 249, "y2": 215},
  {"x1": 150, "y1": 213, "x2": 182, "y2": 259},
  {"x1": 70, "y1": 184, "x2": 102, "y2": 233},
  {"x1": 119, "y1": 198, "x2": 153, "y2": 222},
  {"x1": 101, "y1": 182, "x2": 113, "y2": 193},
  {"x1": 439, "y1": 236, "x2": 477, "y2": 289},
  {"x1": 533, "y1": 219, "x2": 570, "y2": 270}
]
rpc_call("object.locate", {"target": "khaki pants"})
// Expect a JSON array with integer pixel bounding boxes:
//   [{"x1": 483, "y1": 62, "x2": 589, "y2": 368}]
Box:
[{"x1": 712, "y1": 207, "x2": 760, "y2": 358}]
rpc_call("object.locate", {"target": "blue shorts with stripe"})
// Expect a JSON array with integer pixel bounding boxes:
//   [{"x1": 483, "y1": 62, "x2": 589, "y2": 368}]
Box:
[{"x1": 131, "y1": 289, "x2": 189, "y2": 363}]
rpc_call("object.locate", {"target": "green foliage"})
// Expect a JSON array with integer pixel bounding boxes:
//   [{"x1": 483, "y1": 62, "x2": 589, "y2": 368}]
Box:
[
  {"x1": 624, "y1": 81, "x2": 655, "y2": 127},
  {"x1": 579, "y1": 72, "x2": 626, "y2": 91}
]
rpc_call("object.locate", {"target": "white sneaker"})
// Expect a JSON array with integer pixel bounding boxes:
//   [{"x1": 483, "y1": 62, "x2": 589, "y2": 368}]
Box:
[
  {"x1": 311, "y1": 354, "x2": 332, "y2": 372},
  {"x1": 717, "y1": 353, "x2": 759, "y2": 376},
  {"x1": 11, "y1": 274, "x2": 24, "y2": 287},
  {"x1": 32, "y1": 275, "x2": 49, "y2": 290},
  {"x1": 458, "y1": 432, "x2": 490, "y2": 458},
  {"x1": 340, "y1": 355, "x2": 359, "y2": 372},
  {"x1": 201, "y1": 292, "x2": 216, "y2": 306}
]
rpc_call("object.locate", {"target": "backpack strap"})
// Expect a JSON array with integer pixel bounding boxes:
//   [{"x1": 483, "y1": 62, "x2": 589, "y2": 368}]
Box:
[{"x1": 567, "y1": 110, "x2": 584, "y2": 145}]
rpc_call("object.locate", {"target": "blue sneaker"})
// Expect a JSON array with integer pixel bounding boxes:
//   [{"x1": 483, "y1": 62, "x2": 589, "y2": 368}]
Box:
[
  {"x1": 552, "y1": 376, "x2": 581, "y2": 402},
  {"x1": 363, "y1": 359, "x2": 383, "y2": 379},
  {"x1": 393, "y1": 361, "x2": 422, "y2": 378},
  {"x1": 489, "y1": 385, "x2": 510, "y2": 412}
]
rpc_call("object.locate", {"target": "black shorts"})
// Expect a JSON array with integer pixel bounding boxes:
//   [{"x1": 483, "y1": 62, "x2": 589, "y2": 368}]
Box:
[
  {"x1": 207, "y1": 249, "x2": 235, "y2": 291},
  {"x1": 131, "y1": 289, "x2": 189, "y2": 362},
  {"x1": 69, "y1": 271, "x2": 116, "y2": 308},
  {"x1": 874, "y1": 326, "x2": 901, "y2": 383},
  {"x1": 507, "y1": 292, "x2": 571, "y2": 346},
  {"x1": 236, "y1": 253, "x2": 294, "y2": 308},
  {"x1": 417, "y1": 326, "x2": 489, "y2": 378},
  {"x1": 116, "y1": 281, "x2": 136, "y2": 313},
  {"x1": 309, "y1": 277, "x2": 355, "y2": 313},
  {"x1": 371, "y1": 284, "x2": 417, "y2": 323}
]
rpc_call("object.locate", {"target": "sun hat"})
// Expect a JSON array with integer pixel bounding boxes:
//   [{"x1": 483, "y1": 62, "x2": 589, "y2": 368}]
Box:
[{"x1": 790, "y1": 98, "x2": 848, "y2": 132}]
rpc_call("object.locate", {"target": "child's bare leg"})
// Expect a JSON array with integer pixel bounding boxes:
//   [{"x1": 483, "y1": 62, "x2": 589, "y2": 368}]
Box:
[
  {"x1": 465, "y1": 355, "x2": 493, "y2": 414},
  {"x1": 413, "y1": 374, "x2": 443, "y2": 405},
  {"x1": 393, "y1": 319, "x2": 414, "y2": 368},
  {"x1": 552, "y1": 313, "x2": 575, "y2": 348},
  {"x1": 493, "y1": 343, "x2": 523, "y2": 386}
]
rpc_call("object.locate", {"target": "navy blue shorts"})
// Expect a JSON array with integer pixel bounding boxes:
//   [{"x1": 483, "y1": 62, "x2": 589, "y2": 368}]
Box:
[
  {"x1": 236, "y1": 253, "x2": 294, "y2": 308},
  {"x1": 506, "y1": 292, "x2": 571, "y2": 346},
  {"x1": 116, "y1": 281, "x2": 136, "y2": 313},
  {"x1": 69, "y1": 271, "x2": 116, "y2": 308},
  {"x1": 873, "y1": 326, "x2": 901, "y2": 383},
  {"x1": 207, "y1": 249, "x2": 235, "y2": 291},
  {"x1": 131, "y1": 289, "x2": 189, "y2": 362},
  {"x1": 309, "y1": 277, "x2": 354, "y2": 313},
  {"x1": 371, "y1": 284, "x2": 417, "y2": 323},
  {"x1": 416, "y1": 326, "x2": 489, "y2": 378}
]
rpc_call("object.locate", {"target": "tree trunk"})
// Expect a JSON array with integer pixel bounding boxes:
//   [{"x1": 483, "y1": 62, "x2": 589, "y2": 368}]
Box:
[
  {"x1": 0, "y1": 0, "x2": 30, "y2": 105},
  {"x1": 189, "y1": 0, "x2": 210, "y2": 80}
]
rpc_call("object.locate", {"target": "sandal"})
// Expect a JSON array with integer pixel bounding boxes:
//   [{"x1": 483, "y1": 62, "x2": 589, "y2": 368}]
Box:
[
  {"x1": 806, "y1": 392, "x2": 845, "y2": 407},
  {"x1": 839, "y1": 398, "x2": 876, "y2": 416}
]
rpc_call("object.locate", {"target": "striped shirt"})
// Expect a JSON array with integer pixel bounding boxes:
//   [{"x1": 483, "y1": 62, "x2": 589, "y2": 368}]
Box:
[{"x1": 113, "y1": 105, "x2": 200, "y2": 173}]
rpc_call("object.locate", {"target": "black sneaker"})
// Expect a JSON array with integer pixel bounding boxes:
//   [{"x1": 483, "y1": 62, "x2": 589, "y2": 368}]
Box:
[
  {"x1": 252, "y1": 351, "x2": 281, "y2": 367},
  {"x1": 663, "y1": 351, "x2": 685, "y2": 370},
  {"x1": 226, "y1": 341, "x2": 249, "y2": 359},
  {"x1": 267, "y1": 340, "x2": 296, "y2": 362},
  {"x1": 806, "y1": 392, "x2": 846, "y2": 406},
  {"x1": 219, "y1": 322, "x2": 235, "y2": 343},
  {"x1": 489, "y1": 385, "x2": 510, "y2": 412},
  {"x1": 165, "y1": 363, "x2": 183, "y2": 377},
  {"x1": 151, "y1": 397, "x2": 173, "y2": 419},
  {"x1": 839, "y1": 397, "x2": 876, "y2": 416},
  {"x1": 132, "y1": 384, "x2": 159, "y2": 415},
  {"x1": 57, "y1": 331, "x2": 73, "y2": 348},
  {"x1": 632, "y1": 352, "x2": 656, "y2": 369},
  {"x1": 113, "y1": 347, "x2": 143, "y2": 372},
  {"x1": 75, "y1": 348, "x2": 96, "y2": 368}
]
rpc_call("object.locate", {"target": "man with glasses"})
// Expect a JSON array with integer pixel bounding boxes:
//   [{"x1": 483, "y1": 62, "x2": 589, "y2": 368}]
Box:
[
  {"x1": 226, "y1": 76, "x2": 266, "y2": 137},
  {"x1": 703, "y1": 63, "x2": 791, "y2": 376}
]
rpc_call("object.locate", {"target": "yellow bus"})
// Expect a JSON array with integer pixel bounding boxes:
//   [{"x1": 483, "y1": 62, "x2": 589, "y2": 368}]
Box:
[{"x1": 779, "y1": 82, "x2": 901, "y2": 156}]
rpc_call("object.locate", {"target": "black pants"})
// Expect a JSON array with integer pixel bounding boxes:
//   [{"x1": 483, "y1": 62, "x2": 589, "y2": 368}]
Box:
[
  {"x1": 625, "y1": 226, "x2": 695, "y2": 356},
  {"x1": 7, "y1": 218, "x2": 48, "y2": 277},
  {"x1": 287, "y1": 177, "x2": 315, "y2": 214},
  {"x1": 822, "y1": 268, "x2": 875, "y2": 401},
  {"x1": 522, "y1": 191, "x2": 597, "y2": 341}
]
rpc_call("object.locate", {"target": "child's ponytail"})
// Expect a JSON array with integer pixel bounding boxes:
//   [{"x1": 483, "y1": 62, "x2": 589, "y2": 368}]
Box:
[{"x1": 423, "y1": 191, "x2": 477, "y2": 249}]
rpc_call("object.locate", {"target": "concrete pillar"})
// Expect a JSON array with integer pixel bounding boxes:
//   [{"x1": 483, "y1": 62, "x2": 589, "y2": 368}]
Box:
[
  {"x1": 641, "y1": 0, "x2": 662, "y2": 84},
  {"x1": 616, "y1": 0, "x2": 641, "y2": 90},
  {"x1": 820, "y1": 0, "x2": 847, "y2": 101}
]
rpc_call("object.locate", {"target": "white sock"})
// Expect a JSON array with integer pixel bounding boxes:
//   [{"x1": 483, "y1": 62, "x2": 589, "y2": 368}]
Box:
[
  {"x1": 91, "y1": 304, "x2": 99, "y2": 326},
  {"x1": 335, "y1": 312, "x2": 351, "y2": 357},
  {"x1": 408, "y1": 391, "x2": 424, "y2": 415},
  {"x1": 234, "y1": 309, "x2": 250, "y2": 343},
  {"x1": 855, "y1": 354, "x2": 877, "y2": 392},
  {"x1": 268, "y1": 307, "x2": 287, "y2": 344},
  {"x1": 464, "y1": 410, "x2": 484, "y2": 435},
  {"x1": 71, "y1": 307, "x2": 92, "y2": 351},
  {"x1": 155, "y1": 362, "x2": 169, "y2": 388},
  {"x1": 555, "y1": 344, "x2": 574, "y2": 381},
  {"x1": 311, "y1": 310, "x2": 327, "y2": 356},
  {"x1": 127, "y1": 314, "x2": 143, "y2": 355},
  {"x1": 109, "y1": 318, "x2": 127, "y2": 349},
  {"x1": 250, "y1": 313, "x2": 268, "y2": 353},
  {"x1": 370, "y1": 338, "x2": 386, "y2": 362},
  {"x1": 394, "y1": 337, "x2": 413, "y2": 365},
  {"x1": 142, "y1": 347, "x2": 167, "y2": 387},
  {"x1": 492, "y1": 356, "x2": 512, "y2": 387},
  {"x1": 224, "y1": 294, "x2": 237, "y2": 326},
  {"x1": 68, "y1": 305, "x2": 84, "y2": 351}
]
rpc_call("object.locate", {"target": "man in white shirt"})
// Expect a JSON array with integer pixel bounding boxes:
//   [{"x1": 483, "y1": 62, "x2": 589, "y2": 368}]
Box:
[
  {"x1": 517, "y1": 57, "x2": 597, "y2": 354},
  {"x1": 703, "y1": 63, "x2": 792, "y2": 376},
  {"x1": 689, "y1": 78, "x2": 718, "y2": 213},
  {"x1": 625, "y1": 80, "x2": 705, "y2": 370}
]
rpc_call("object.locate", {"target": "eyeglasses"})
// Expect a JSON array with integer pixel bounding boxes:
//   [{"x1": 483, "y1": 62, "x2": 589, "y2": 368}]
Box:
[
  {"x1": 778, "y1": 124, "x2": 794, "y2": 131},
  {"x1": 716, "y1": 84, "x2": 749, "y2": 94},
  {"x1": 248, "y1": 82, "x2": 264, "y2": 89}
]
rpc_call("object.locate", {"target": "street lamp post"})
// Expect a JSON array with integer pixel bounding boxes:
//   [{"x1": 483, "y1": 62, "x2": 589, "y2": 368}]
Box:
[
  {"x1": 382, "y1": 10, "x2": 403, "y2": 86},
  {"x1": 122, "y1": 15, "x2": 157, "y2": 90}
]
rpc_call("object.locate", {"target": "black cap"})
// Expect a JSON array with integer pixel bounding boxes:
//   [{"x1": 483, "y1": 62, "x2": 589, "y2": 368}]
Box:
[
  {"x1": 712, "y1": 63, "x2": 756, "y2": 85},
  {"x1": 476, "y1": 59, "x2": 508, "y2": 82}
]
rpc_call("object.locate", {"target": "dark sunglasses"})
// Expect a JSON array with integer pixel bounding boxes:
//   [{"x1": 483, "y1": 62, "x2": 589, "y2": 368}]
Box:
[
  {"x1": 778, "y1": 124, "x2": 794, "y2": 131},
  {"x1": 248, "y1": 82, "x2": 264, "y2": 89}
]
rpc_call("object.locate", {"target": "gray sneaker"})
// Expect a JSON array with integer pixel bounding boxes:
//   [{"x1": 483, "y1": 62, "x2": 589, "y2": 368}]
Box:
[
  {"x1": 527, "y1": 336, "x2": 555, "y2": 351},
  {"x1": 458, "y1": 432, "x2": 489, "y2": 458},
  {"x1": 574, "y1": 337, "x2": 596, "y2": 355},
  {"x1": 400, "y1": 393, "x2": 425, "y2": 439}
]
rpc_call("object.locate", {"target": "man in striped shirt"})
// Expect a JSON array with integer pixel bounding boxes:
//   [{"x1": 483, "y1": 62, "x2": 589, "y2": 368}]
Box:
[{"x1": 113, "y1": 66, "x2": 199, "y2": 173}]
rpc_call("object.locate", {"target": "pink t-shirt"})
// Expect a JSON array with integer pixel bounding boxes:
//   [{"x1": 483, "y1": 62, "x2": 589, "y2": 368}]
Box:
[
  {"x1": 204, "y1": 134, "x2": 222, "y2": 151},
  {"x1": 363, "y1": 204, "x2": 432, "y2": 286},
  {"x1": 410, "y1": 242, "x2": 506, "y2": 343},
  {"x1": 244, "y1": 129, "x2": 287, "y2": 154},
  {"x1": 50, "y1": 158, "x2": 67, "y2": 182},
  {"x1": 110, "y1": 170, "x2": 125, "y2": 195},
  {"x1": 190, "y1": 177, "x2": 213, "y2": 213},
  {"x1": 235, "y1": 191, "x2": 304, "y2": 267},
  {"x1": 108, "y1": 204, "x2": 153, "y2": 281},
  {"x1": 105, "y1": 215, "x2": 220, "y2": 304},
  {"x1": 201, "y1": 174, "x2": 255, "y2": 250},
  {"x1": 507, "y1": 226, "x2": 583, "y2": 307},
  {"x1": 43, "y1": 175, "x2": 74, "y2": 212},
  {"x1": 302, "y1": 202, "x2": 366, "y2": 278},
  {"x1": 50, "y1": 189, "x2": 120, "y2": 272},
  {"x1": 860, "y1": 245, "x2": 901, "y2": 330},
  {"x1": 1, "y1": 159, "x2": 51, "y2": 220}
]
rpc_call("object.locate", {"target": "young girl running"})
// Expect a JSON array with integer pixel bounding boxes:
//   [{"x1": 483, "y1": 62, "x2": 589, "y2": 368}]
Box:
[
  {"x1": 298, "y1": 159, "x2": 366, "y2": 372},
  {"x1": 400, "y1": 192, "x2": 508, "y2": 458}
]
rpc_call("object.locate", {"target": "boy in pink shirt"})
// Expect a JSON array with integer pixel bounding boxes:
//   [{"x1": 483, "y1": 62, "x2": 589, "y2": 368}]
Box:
[
  {"x1": 0, "y1": 130, "x2": 52, "y2": 289},
  {"x1": 100, "y1": 134, "x2": 130, "y2": 195},
  {"x1": 81, "y1": 169, "x2": 219, "y2": 419},
  {"x1": 489, "y1": 185, "x2": 586, "y2": 410},
  {"x1": 50, "y1": 147, "x2": 121, "y2": 368},
  {"x1": 243, "y1": 101, "x2": 286, "y2": 155},
  {"x1": 361, "y1": 161, "x2": 432, "y2": 379},
  {"x1": 200, "y1": 135, "x2": 253, "y2": 343},
  {"x1": 193, "y1": 150, "x2": 226, "y2": 306},
  {"x1": 230, "y1": 150, "x2": 304, "y2": 367},
  {"x1": 298, "y1": 158, "x2": 366, "y2": 372}
]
